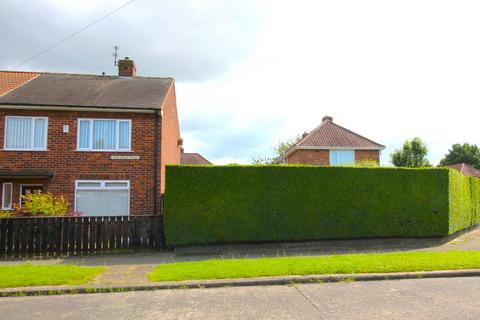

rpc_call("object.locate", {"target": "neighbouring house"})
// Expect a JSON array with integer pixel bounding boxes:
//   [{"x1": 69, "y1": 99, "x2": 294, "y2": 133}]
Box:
[
  {"x1": 274, "y1": 115, "x2": 385, "y2": 165},
  {"x1": 0, "y1": 58, "x2": 182, "y2": 216},
  {"x1": 180, "y1": 150, "x2": 211, "y2": 165},
  {"x1": 448, "y1": 163, "x2": 480, "y2": 178}
]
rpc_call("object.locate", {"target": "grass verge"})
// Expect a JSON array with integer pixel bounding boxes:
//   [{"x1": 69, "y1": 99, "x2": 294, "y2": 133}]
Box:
[
  {"x1": 149, "y1": 251, "x2": 480, "y2": 282},
  {"x1": 0, "y1": 264, "x2": 106, "y2": 289}
]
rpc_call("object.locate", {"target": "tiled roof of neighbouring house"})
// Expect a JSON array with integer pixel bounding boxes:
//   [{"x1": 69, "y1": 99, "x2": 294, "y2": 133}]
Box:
[
  {"x1": 448, "y1": 163, "x2": 480, "y2": 178},
  {"x1": 0, "y1": 71, "x2": 39, "y2": 96},
  {"x1": 0, "y1": 71, "x2": 173, "y2": 110},
  {"x1": 274, "y1": 116, "x2": 385, "y2": 163},
  {"x1": 298, "y1": 117, "x2": 385, "y2": 149},
  {"x1": 181, "y1": 153, "x2": 212, "y2": 165}
]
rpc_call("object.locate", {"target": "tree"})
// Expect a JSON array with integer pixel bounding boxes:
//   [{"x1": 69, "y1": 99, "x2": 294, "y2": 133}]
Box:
[
  {"x1": 391, "y1": 137, "x2": 430, "y2": 167},
  {"x1": 439, "y1": 143, "x2": 480, "y2": 169},
  {"x1": 252, "y1": 133, "x2": 305, "y2": 164}
]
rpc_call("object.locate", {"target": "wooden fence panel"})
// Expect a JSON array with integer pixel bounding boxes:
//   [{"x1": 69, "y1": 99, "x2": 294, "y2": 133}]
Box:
[{"x1": 0, "y1": 215, "x2": 163, "y2": 258}]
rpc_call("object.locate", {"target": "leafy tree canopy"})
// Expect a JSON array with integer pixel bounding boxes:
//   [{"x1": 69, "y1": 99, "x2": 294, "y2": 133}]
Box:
[
  {"x1": 391, "y1": 137, "x2": 431, "y2": 167},
  {"x1": 439, "y1": 143, "x2": 480, "y2": 169}
]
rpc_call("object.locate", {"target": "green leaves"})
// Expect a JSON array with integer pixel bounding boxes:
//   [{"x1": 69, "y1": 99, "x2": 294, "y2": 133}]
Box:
[
  {"x1": 391, "y1": 137, "x2": 430, "y2": 167},
  {"x1": 439, "y1": 143, "x2": 480, "y2": 169}
]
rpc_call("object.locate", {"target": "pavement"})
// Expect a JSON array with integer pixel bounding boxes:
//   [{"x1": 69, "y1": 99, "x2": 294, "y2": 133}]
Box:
[
  {"x1": 1, "y1": 276, "x2": 480, "y2": 319},
  {"x1": 1, "y1": 227, "x2": 480, "y2": 288}
]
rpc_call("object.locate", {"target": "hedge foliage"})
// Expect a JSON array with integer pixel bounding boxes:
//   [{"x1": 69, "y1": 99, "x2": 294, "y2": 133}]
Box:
[
  {"x1": 164, "y1": 165, "x2": 479, "y2": 247},
  {"x1": 449, "y1": 169, "x2": 480, "y2": 234}
]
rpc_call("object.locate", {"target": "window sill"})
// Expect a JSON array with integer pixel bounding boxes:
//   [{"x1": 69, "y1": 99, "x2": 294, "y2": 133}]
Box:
[{"x1": 2, "y1": 149, "x2": 49, "y2": 152}]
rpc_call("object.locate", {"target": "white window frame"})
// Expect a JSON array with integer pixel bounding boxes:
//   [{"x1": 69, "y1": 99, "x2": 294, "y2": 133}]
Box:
[
  {"x1": 1, "y1": 183, "x2": 13, "y2": 210},
  {"x1": 329, "y1": 150, "x2": 355, "y2": 166},
  {"x1": 76, "y1": 118, "x2": 132, "y2": 152},
  {"x1": 74, "y1": 180, "x2": 130, "y2": 215},
  {"x1": 4, "y1": 116, "x2": 48, "y2": 151}
]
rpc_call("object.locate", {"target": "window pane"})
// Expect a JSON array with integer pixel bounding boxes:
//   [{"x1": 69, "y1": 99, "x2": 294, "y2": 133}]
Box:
[
  {"x1": 33, "y1": 118, "x2": 47, "y2": 149},
  {"x1": 330, "y1": 151, "x2": 338, "y2": 165},
  {"x1": 105, "y1": 182, "x2": 129, "y2": 188},
  {"x1": 76, "y1": 190, "x2": 129, "y2": 216},
  {"x1": 118, "y1": 121, "x2": 131, "y2": 149},
  {"x1": 78, "y1": 120, "x2": 90, "y2": 149},
  {"x1": 93, "y1": 120, "x2": 116, "y2": 150},
  {"x1": 338, "y1": 151, "x2": 355, "y2": 165},
  {"x1": 77, "y1": 182, "x2": 102, "y2": 188},
  {"x1": 6, "y1": 117, "x2": 32, "y2": 149},
  {"x1": 2, "y1": 183, "x2": 12, "y2": 209}
]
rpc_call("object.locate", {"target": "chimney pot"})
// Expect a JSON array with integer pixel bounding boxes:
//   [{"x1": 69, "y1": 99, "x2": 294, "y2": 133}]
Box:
[
  {"x1": 322, "y1": 115, "x2": 333, "y2": 122},
  {"x1": 118, "y1": 57, "x2": 136, "y2": 77}
]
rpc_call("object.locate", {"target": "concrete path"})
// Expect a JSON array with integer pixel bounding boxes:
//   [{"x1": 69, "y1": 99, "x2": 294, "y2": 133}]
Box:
[
  {"x1": 1, "y1": 227, "x2": 480, "y2": 287},
  {"x1": 1, "y1": 277, "x2": 480, "y2": 319}
]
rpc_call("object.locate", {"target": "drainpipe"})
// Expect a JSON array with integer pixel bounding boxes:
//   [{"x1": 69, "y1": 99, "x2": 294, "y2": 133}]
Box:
[{"x1": 153, "y1": 109, "x2": 162, "y2": 215}]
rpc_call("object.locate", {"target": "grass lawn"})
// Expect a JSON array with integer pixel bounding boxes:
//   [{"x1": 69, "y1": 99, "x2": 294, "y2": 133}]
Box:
[
  {"x1": 149, "y1": 251, "x2": 480, "y2": 282},
  {"x1": 0, "y1": 264, "x2": 106, "y2": 289}
]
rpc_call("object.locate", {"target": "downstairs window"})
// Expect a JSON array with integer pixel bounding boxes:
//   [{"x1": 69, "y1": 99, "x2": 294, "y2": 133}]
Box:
[{"x1": 75, "y1": 181, "x2": 130, "y2": 216}]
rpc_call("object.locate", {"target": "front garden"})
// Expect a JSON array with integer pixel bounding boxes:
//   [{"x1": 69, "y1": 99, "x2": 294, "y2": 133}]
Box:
[
  {"x1": 0, "y1": 264, "x2": 105, "y2": 288},
  {"x1": 148, "y1": 251, "x2": 480, "y2": 282}
]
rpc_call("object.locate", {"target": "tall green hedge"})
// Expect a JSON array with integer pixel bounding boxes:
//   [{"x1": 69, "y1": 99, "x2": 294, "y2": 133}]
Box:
[
  {"x1": 164, "y1": 165, "x2": 478, "y2": 247},
  {"x1": 449, "y1": 169, "x2": 480, "y2": 234}
]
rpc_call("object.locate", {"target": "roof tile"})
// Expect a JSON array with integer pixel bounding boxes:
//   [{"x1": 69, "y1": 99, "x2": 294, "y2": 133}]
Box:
[
  {"x1": 0, "y1": 71, "x2": 39, "y2": 96},
  {"x1": 0, "y1": 72, "x2": 173, "y2": 110},
  {"x1": 181, "y1": 153, "x2": 211, "y2": 165},
  {"x1": 298, "y1": 119, "x2": 385, "y2": 149}
]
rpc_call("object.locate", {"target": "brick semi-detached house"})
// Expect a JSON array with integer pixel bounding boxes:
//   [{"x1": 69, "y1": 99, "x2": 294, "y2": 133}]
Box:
[
  {"x1": 0, "y1": 58, "x2": 181, "y2": 216},
  {"x1": 274, "y1": 116, "x2": 385, "y2": 165}
]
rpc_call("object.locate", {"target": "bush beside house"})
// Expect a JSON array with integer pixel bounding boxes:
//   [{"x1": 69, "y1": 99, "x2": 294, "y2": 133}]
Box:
[{"x1": 164, "y1": 165, "x2": 480, "y2": 247}]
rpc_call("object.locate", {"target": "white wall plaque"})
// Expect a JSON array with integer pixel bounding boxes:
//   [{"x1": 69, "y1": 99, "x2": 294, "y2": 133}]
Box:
[{"x1": 111, "y1": 155, "x2": 140, "y2": 160}]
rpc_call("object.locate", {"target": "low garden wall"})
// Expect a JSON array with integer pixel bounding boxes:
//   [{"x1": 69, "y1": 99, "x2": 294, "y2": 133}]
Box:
[{"x1": 164, "y1": 165, "x2": 480, "y2": 247}]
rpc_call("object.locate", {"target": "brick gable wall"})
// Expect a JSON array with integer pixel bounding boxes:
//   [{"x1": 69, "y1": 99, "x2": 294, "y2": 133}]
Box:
[
  {"x1": 160, "y1": 83, "x2": 181, "y2": 192},
  {"x1": 287, "y1": 149, "x2": 380, "y2": 165}
]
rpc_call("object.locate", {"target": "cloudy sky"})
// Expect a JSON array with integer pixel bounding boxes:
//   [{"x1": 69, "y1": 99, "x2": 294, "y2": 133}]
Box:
[{"x1": 1, "y1": 0, "x2": 480, "y2": 165}]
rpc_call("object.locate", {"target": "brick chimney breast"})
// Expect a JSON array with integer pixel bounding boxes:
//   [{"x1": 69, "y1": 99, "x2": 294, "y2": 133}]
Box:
[
  {"x1": 118, "y1": 57, "x2": 136, "y2": 77},
  {"x1": 322, "y1": 115, "x2": 333, "y2": 122}
]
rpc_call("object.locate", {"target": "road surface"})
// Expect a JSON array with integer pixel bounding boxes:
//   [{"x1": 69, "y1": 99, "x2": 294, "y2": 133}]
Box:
[{"x1": 1, "y1": 277, "x2": 479, "y2": 319}]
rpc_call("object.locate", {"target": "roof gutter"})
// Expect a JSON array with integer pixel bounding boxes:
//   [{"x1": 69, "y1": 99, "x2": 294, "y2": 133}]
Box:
[{"x1": 0, "y1": 104, "x2": 156, "y2": 114}]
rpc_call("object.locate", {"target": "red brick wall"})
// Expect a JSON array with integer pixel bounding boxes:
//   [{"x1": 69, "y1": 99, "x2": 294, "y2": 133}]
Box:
[
  {"x1": 355, "y1": 150, "x2": 380, "y2": 164},
  {"x1": 287, "y1": 149, "x2": 330, "y2": 165},
  {"x1": 0, "y1": 109, "x2": 162, "y2": 215},
  {"x1": 160, "y1": 83, "x2": 181, "y2": 192},
  {"x1": 287, "y1": 149, "x2": 380, "y2": 165}
]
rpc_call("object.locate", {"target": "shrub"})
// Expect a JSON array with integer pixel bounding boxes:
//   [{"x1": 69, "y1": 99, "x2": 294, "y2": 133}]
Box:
[
  {"x1": 0, "y1": 210, "x2": 13, "y2": 218},
  {"x1": 164, "y1": 165, "x2": 467, "y2": 247},
  {"x1": 14, "y1": 191, "x2": 69, "y2": 217},
  {"x1": 355, "y1": 159, "x2": 379, "y2": 167}
]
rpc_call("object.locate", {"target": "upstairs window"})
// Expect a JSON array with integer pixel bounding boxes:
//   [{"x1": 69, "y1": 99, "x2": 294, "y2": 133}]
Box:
[
  {"x1": 77, "y1": 119, "x2": 131, "y2": 151},
  {"x1": 330, "y1": 150, "x2": 355, "y2": 166},
  {"x1": 4, "y1": 116, "x2": 48, "y2": 150}
]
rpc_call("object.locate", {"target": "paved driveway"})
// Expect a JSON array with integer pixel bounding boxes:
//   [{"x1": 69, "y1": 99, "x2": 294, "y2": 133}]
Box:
[{"x1": 1, "y1": 277, "x2": 479, "y2": 320}]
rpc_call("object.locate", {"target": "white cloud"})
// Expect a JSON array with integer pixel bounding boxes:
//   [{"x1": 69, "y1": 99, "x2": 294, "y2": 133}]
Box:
[{"x1": 2, "y1": 0, "x2": 480, "y2": 166}]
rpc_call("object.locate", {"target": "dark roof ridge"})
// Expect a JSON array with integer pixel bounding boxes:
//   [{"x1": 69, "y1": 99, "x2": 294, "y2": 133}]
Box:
[{"x1": 0, "y1": 70, "x2": 175, "y2": 80}]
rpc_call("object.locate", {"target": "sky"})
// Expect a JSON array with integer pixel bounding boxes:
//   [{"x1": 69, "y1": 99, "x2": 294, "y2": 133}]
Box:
[{"x1": 1, "y1": 0, "x2": 480, "y2": 165}]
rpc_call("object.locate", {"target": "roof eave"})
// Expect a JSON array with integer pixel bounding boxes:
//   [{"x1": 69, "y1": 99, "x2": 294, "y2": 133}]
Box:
[{"x1": 0, "y1": 103, "x2": 157, "y2": 113}]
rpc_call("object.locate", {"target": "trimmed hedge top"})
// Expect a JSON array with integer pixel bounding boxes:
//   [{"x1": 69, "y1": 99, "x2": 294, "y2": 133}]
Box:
[{"x1": 163, "y1": 165, "x2": 475, "y2": 247}]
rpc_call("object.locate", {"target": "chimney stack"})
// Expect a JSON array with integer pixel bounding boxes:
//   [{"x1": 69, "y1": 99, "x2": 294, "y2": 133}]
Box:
[
  {"x1": 118, "y1": 57, "x2": 136, "y2": 77},
  {"x1": 322, "y1": 115, "x2": 333, "y2": 122}
]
